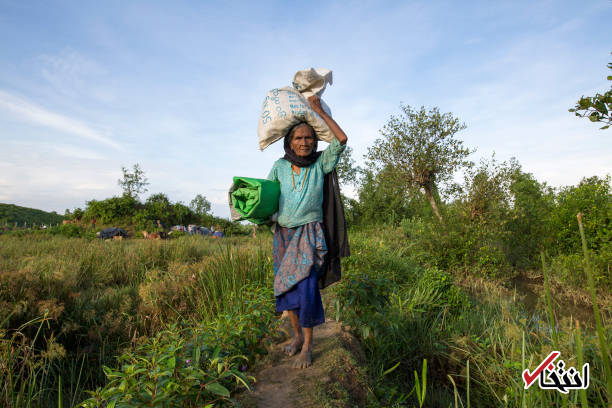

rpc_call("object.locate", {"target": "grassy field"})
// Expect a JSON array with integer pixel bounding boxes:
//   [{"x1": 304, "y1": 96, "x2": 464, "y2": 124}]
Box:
[
  {"x1": 334, "y1": 226, "x2": 611, "y2": 407},
  {"x1": 1, "y1": 229, "x2": 610, "y2": 407},
  {"x1": 0, "y1": 234, "x2": 275, "y2": 407}
]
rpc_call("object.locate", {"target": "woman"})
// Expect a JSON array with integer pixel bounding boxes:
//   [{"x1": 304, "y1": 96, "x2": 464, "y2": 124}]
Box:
[{"x1": 267, "y1": 95, "x2": 348, "y2": 369}]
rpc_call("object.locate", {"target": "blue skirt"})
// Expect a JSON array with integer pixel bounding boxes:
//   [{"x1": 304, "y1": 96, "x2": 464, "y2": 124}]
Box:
[
  {"x1": 274, "y1": 222, "x2": 326, "y2": 328},
  {"x1": 276, "y1": 266, "x2": 325, "y2": 328}
]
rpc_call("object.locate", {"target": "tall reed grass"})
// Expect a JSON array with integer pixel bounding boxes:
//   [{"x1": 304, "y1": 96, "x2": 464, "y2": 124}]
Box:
[
  {"x1": 0, "y1": 234, "x2": 273, "y2": 407},
  {"x1": 2, "y1": 222, "x2": 610, "y2": 407},
  {"x1": 578, "y1": 213, "x2": 612, "y2": 400},
  {"x1": 334, "y1": 226, "x2": 611, "y2": 407}
]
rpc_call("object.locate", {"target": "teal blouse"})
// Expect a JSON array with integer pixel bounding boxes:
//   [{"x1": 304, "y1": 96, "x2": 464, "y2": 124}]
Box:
[{"x1": 267, "y1": 138, "x2": 346, "y2": 228}]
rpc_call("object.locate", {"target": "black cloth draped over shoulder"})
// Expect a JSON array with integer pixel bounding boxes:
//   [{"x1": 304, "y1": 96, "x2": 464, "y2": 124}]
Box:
[{"x1": 282, "y1": 133, "x2": 350, "y2": 290}]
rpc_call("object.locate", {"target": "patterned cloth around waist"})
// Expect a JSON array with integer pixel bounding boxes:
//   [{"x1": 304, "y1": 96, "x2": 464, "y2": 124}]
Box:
[{"x1": 273, "y1": 221, "x2": 327, "y2": 296}]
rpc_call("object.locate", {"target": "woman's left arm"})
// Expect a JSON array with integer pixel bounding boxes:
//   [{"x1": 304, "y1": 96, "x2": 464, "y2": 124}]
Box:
[{"x1": 307, "y1": 95, "x2": 348, "y2": 145}]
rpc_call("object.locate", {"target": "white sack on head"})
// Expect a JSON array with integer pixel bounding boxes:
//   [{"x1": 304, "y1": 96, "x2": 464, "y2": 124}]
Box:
[
  {"x1": 258, "y1": 68, "x2": 334, "y2": 151},
  {"x1": 292, "y1": 68, "x2": 333, "y2": 98}
]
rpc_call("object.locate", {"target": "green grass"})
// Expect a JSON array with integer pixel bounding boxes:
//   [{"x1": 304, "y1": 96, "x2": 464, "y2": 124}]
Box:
[
  {"x1": 1, "y1": 225, "x2": 610, "y2": 407},
  {"x1": 332, "y1": 226, "x2": 611, "y2": 407},
  {"x1": 0, "y1": 234, "x2": 273, "y2": 407},
  {"x1": 578, "y1": 213, "x2": 612, "y2": 400}
]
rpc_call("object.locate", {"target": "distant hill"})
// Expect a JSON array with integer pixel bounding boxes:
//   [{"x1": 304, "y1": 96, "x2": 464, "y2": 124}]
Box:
[{"x1": 0, "y1": 203, "x2": 64, "y2": 226}]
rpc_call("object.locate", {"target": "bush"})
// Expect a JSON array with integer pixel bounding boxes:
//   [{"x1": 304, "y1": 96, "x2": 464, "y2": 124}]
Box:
[
  {"x1": 550, "y1": 175, "x2": 611, "y2": 255},
  {"x1": 397, "y1": 167, "x2": 611, "y2": 285},
  {"x1": 418, "y1": 267, "x2": 470, "y2": 311},
  {"x1": 550, "y1": 245, "x2": 611, "y2": 288},
  {"x1": 85, "y1": 195, "x2": 140, "y2": 224},
  {"x1": 395, "y1": 157, "x2": 523, "y2": 278},
  {"x1": 350, "y1": 169, "x2": 432, "y2": 227},
  {"x1": 81, "y1": 326, "x2": 249, "y2": 407},
  {"x1": 550, "y1": 252, "x2": 585, "y2": 286},
  {"x1": 222, "y1": 221, "x2": 252, "y2": 236},
  {"x1": 81, "y1": 284, "x2": 275, "y2": 408},
  {"x1": 505, "y1": 171, "x2": 555, "y2": 268},
  {"x1": 400, "y1": 211, "x2": 514, "y2": 278},
  {"x1": 50, "y1": 223, "x2": 84, "y2": 238},
  {"x1": 333, "y1": 228, "x2": 470, "y2": 406},
  {"x1": 334, "y1": 272, "x2": 390, "y2": 319}
]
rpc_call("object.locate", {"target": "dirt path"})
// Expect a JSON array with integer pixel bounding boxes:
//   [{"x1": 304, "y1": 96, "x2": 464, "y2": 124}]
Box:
[{"x1": 239, "y1": 316, "x2": 368, "y2": 408}]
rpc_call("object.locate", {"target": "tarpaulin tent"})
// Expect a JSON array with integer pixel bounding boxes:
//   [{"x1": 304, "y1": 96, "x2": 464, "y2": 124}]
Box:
[{"x1": 98, "y1": 227, "x2": 128, "y2": 239}]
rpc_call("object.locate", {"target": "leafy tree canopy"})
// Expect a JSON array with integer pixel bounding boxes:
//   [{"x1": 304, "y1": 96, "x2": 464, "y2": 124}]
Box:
[
  {"x1": 366, "y1": 104, "x2": 472, "y2": 221},
  {"x1": 190, "y1": 194, "x2": 212, "y2": 218},
  {"x1": 350, "y1": 167, "x2": 431, "y2": 226},
  {"x1": 336, "y1": 145, "x2": 361, "y2": 188},
  {"x1": 118, "y1": 164, "x2": 149, "y2": 198},
  {"x1": 460, "y1": 155, "x2": 520, "y2": 220},
  {"x1": 569, "y1": 58, "x2": 612, "y2": 130}
]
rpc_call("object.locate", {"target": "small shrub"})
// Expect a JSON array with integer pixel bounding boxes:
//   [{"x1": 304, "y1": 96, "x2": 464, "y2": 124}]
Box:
[
  {"x1": 80, "y1": 326, "x2": 250, "y2": 408},
  {"x1": 51, "y1": 223, "x2": 84, "y2": 238},
  {"x1": 550, "y1": 253, "x2": 585, "y2": 286},
  {"x1": 334, "y1": 273, "x2": 390, "y2": 318},
  {"x1": 550, "y1": 247, "x2": 611, "y2": 287},
  {"x1": 418, "y1": 267, "x2": 470, "y2": 312},
  {"x1": 80, "y1": 285, "x2": 275, "y2": 407}
]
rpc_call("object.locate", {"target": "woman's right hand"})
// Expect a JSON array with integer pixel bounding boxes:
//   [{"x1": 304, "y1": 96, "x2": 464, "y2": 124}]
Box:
[
  {"x1": 307, "y1": 95, "x2": 348, "y2": 145},
  {"x1": 307, "y1": 95, "x2": 325, "y2": 116}
]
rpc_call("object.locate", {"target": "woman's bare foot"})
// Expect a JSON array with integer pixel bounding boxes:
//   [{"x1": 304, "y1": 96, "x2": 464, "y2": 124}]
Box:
[
  {"x1": 283, "y1": 336, "x2": 304, "y2": 356},
  {"x1": 292, "y1": 348, "x2": 312, "y2": 369}
]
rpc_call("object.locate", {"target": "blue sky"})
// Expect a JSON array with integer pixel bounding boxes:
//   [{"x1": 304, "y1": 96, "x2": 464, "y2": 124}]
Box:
[{"x1": 0, "y1": 1, "x2": 610, "y2": 217}]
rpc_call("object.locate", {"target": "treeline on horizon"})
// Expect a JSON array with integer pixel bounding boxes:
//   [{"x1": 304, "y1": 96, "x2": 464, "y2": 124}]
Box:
[
  {"x1": 0, "y1": 203, "x2": 64, "y2": 226},
  {"x1": 58, "y1": 164, "x2": 249, "y2": 236}
]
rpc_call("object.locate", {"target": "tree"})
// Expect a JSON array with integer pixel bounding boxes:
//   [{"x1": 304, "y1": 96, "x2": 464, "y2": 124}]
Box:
[
  {"x1": 569, "y1": 58, "x2": 611, "y2": 130},
  {"x1": 366, "y1": 105, "x2": 471, "y2": 222},
  {"x1": 352, "y1": 166, "x2": 430, "y2": 225},
  {"x1": 172, "y1": 202, "x2": 192, "y2": 225},
  {"x1": 85, "y1": 196, "x2": 138, "y2": 224},
  {"x1": 145, "y1": 193, "x2": 172, "y2": 224},
  {"x1": 550, "y1": 175, "x2": 612, "y2": 254},
  {"x1": 506, "y1": 168, "x2": 555, "y2": 268},
  {"x1": 72, "y1": 207, "x2": 84, "y2": 221},
  {"x1": 336, "y1": 145, "x2": 361, "y2": 187},
  {"x1": 118, "y1": 164, "x2": 149, "y2": 198},
  {"x1": 189, "y1": 194, "x2": 211, "y2": 219},
  {"x1": 460, "y1": 155, "x2": 519, "y2": 221}
]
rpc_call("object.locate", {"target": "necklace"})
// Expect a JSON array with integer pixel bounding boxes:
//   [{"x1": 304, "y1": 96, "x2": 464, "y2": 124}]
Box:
[{"x1": 291, "y1": 166, "x2": 309, "y2": 192}]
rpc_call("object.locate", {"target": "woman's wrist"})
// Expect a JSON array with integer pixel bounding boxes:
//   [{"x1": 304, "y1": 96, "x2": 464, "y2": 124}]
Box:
[{"x1": 312, "y1": 107, "x2": 325, "y2": 117}]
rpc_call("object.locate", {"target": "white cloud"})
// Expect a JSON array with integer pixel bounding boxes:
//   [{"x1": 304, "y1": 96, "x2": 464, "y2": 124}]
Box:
[
  {"x1": 0, "y1": 90, "x2": 121, "y2": 149},
  {"x1": 51, "y1": 144, "x2": 108, "y2": 160},
  {"x1": 37, "y1": 49, "x2": 115, "y2": 102},
  {"x1": 0, "y1": 159, "x2": 120, "y2": 212}
]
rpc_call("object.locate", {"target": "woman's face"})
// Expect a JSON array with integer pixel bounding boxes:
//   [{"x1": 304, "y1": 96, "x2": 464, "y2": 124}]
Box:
[{"x1": 290, "y1": 125, "x2": 315, "y2": 157}]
